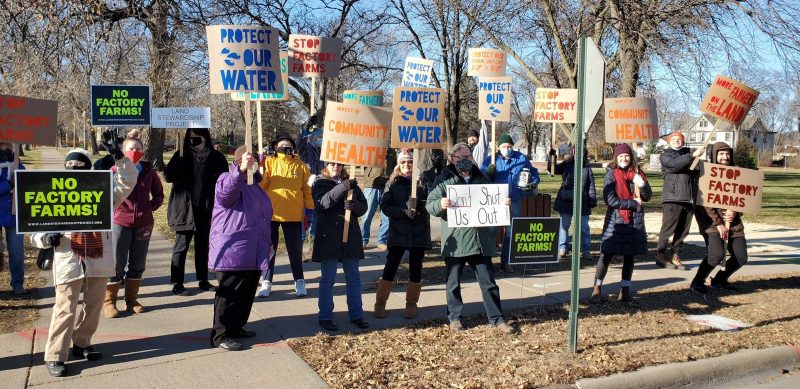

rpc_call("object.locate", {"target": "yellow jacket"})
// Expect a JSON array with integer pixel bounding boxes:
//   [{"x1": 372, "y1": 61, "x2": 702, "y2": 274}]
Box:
[{"x1": 259, "y1": 153, "x2": 314, "y2": 222}]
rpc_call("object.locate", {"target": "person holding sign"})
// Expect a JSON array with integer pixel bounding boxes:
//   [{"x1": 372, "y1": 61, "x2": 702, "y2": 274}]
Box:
[
  {"x1": 312, "y1": 161, "x2": 370, "y2": 331},
  {"x1": 656, "y1": 131, "x2": 703, "y2": 270},
  {"x1": 0, "y1": 142, "x2": 25, "y2": 295},
  {"x1": 690, "y1": 142, "x2": 748, "y2": 294},
  {"x1": 591, "y1": 144, "x2": 652, "y2": 304},
  {"x1": 426, "y1": 143, "x2": 516, "y2": 334},
  {"x1": 208, "y1": 147, "x2": 273, "y2": 351},
  {"x1": 481, "y1": 133, "x2": 539, "y2": 273},
  {"x1": 165, "y1": 128, "x2": 229, "y2": 296},
  {"x1": 553, "y1": 149, "x2": 597, "y2": 260},
  {"x1": 105, "y1": 136, "x2": 164, "y2": 318},
  {"x1": 256, "y1": 133, "x2": 314, "y2": 298},
  {"x1": 33, "y1": 137, "x2": 137, "y2": 378},
  {"x1": 374, "y1": 150, "x2": 432, "y2": 319}
]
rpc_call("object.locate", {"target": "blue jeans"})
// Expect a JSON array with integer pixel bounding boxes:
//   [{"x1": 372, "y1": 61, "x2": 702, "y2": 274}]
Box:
[
  {"x1": 497, "y1": 202, "x2": 521, "y2": 265},
  {"x1": 318, "y1": 257, "x2": 363, "y2": 321},
  {"x1": 4, "y1": 226, "x2": 24, "y2": 289},
  {"x1": 558, "y1": 213, "x2": 591, "y2": 253},
  {"x1": 360, "y1": 188, "x2": 389, "y2": 245}
]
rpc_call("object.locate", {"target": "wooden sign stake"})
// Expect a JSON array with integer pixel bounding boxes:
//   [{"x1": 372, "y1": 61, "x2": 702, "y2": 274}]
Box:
[
  {"x1": 690, "y1": 120, "x2": 721, "y2": 170},
  {"x1": 10, "y1": 143, "x2": 17, "y2": 215},
  {"x1": 244, "y1": 93, "x2": 253, "y2": 184},
  {"x1": 342, "y1": 165, "x2": 357, "y2": 242},
  {"x1": 491, "y1": 120, "x2": 497, "y2": 165},
  {"x1": 550, "y1": 122, "x2": 557, "y2": 175}
]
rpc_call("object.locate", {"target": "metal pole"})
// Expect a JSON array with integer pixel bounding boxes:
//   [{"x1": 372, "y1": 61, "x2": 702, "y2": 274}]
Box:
[{"x1": 568, "y1": 37, "x2": 588, "y2": 354}]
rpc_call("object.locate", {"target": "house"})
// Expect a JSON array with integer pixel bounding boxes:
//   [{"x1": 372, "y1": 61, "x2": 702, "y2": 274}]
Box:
[
  {"x1": 741, "y1": 117, "x2": 776, "y2": 160},
  {"x1": 682, "y1": 114, "x2": 775, "y2": 159}
]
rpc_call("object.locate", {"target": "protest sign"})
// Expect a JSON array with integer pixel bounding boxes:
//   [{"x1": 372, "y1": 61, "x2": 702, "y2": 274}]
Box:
[
  {"x1": 231, "y1": 52, "x2": 289, "y2": 101},
  {"x1": 322, "y1": 101, "x2": 392, "y2": 168},
  {"x1": 391, "y1": 87, "x2": 445, "y2": 149},
  {"x1": 288, "y1": 34, "x2": 342, "y2": 78},
  {"x1": 478, "y1": 77, "x2": 512, "y2": 121},
  {"x1": 534, "y1": 88, "x2": 577, "y2": 124},
  {"x1": 445, "y1": 184, "x2": 510, "y2": 227},
  {"x1": 0, "y1": 94, "x2": 58, "y2": 145},
  {"x1": 696, "y1": 161, "x2": 763, "y2": 214},
  {"x1": 152, "y1": 107, "x2": 211, "y2": 129},
  {"x1": 509, "y1": 217, "x2": 560, "y2": 265},
  {"x1": 15, "y1": 170, "x2": 113, "y2": 233},
  {"x1": 206, "y1": 25, "x2": 282, "y2": 94},
  {"x1": 90, "y1": 85, "x2": 151, "y2": 126},
  {"x1": 467, "y1": 48, "x2": 506, "y2": 77},
  {"x1": 343, "y1": 90, "x2": 384, "y2": 106},
  {"x1": 604, "y1": 97, "x2": 659, "y2": 143},
  {"x1": 699, "y1": 75, "x2": 759, "y2": 126},
  {"x1": 402, "y1": 57, "x2": 434, "y2": 87}
]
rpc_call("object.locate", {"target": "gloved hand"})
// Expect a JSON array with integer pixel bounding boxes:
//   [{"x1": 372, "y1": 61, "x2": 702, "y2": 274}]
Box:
[
  {"x1": 342, "y1": 179, "x2": 358, "y2": 191},
  {"x1": 548, "y1": 148, "x2": 557, "y2": 156},
  {"x1": 632, "y1": 174, "x2": 646, "y2": 188},
  {"x1": 344, "y1": 199, "x2": 355, "y2": 210},
  {"x1": 102, "y1": 130, "x2": 124, "y2": 160},
  {"x1": 403, "y1": 208, "x2": 416, "y2": 219},
  {"x1": 487, "y1": 164, "x2": 496, "y2": 178},
  {"x1": 406, "y1": 198, "x2": 417, "y2": 211},
  {"x1": 43, "y1": 233, "x2": 63, "y2": 247}
]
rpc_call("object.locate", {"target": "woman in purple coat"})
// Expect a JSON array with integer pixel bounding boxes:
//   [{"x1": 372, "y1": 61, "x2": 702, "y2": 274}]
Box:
[{"x1": 208, "y1": 147, "x2": 273, "y2": 351}]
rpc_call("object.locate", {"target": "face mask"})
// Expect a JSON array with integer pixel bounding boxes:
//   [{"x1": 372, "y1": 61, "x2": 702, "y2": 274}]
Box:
[
  {"x1": 279, "y1": 146, "x2": 294, "y2": 156},
  {"x1": 189, "y1": 137, "x2": 203, "y2": 147},
  {"x1": 0, "y1": 150, "x2": 12, "y2": 162},
  {"x1": 455, "y1": 158, "x2": 473, "y2": 173},
  {"x1": 618, "y1": 161, "x2": 629, "y2": 169},
  {"x1": 125, "y1": 150, "x2": 145, "y2": 164},
  {"x1": 500, "y1": 148, "x2": 511, "y2": 157}
]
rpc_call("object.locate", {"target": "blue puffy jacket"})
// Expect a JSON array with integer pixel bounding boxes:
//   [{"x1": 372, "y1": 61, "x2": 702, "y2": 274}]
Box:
[
  {"x1": 480, "y1": 150, "x2": 539, "y2": 204},
  {"x1": 0, "y1": 161, "x2": 24, "y2": 228}
]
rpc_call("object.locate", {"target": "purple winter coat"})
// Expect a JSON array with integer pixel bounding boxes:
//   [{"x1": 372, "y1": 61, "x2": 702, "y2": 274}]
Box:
[{"x1": 208, "y1": 163, "x2": 273, "y2": 272}]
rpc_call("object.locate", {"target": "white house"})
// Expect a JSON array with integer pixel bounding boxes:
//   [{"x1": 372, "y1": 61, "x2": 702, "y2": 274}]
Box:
[{"x1": 681, "y1": 114, "x2": 775, "y2": 159}]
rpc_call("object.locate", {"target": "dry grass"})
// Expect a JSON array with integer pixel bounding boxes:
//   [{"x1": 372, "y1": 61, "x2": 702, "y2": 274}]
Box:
[{"x1": 289, "y1": 272, "x2": 800, "y2": 388}]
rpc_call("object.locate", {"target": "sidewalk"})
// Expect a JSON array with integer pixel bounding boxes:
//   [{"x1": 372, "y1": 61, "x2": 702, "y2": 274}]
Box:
[{"x1": 1, "y1": 147, "x2": 798, "y2": 388}]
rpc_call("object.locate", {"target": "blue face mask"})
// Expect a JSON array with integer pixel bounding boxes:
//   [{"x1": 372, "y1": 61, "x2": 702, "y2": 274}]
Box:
[{"x1": 500, "y1": 148, "x2": 511, "y2": 157}]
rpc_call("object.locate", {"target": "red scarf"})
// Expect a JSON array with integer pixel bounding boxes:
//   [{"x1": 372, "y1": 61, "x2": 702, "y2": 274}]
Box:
[
  {"x1": 71, "y1": 232, "x2": 104, "y2": 259},
  {"x1": 613, "y1": 166, "x2": 647, "y2": 223}
]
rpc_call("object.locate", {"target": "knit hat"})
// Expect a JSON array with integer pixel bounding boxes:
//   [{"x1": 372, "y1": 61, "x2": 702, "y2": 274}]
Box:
[
  {"x1": 667, "y1": 131, "x2": 685, "y2": 143},
  {"x1": 613, "y1": 143, "x2": 633, "y2": 160},
  {"x1": 467, "y1": 129, "x2": 479, "y2": 138},
  {"x1": 64, "y1": 148, "x2": 92, "y2": 170},
  {"x1": 397, "y1": 148, "x2": 413, "y2": 162},
  {"x1": 497, "y1": 133, "x2": 514, "y2": 146}
]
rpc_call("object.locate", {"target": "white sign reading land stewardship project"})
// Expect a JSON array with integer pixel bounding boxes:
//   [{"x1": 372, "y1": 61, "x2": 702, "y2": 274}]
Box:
[
  {"x1": 534, "y1": 88, "x2": 577, "y2": 123},
  {"x1": 468, "y1": 48, "x2": 507, "y2": 77},
  {"x1": 402, "y1": 57, "x2": 434, "y2": 88},
  {"x1": 288, "y1": 34, "x2": 342, "y2": 78},
  {"x1": 478, "y1": 77, "x2": 512, "y2": 121},
  {"x1": 604, "y1": 97, "x2": 659, "y2": 143},
  {"x1": 322, "y1": 101, "x2": 392, "y2": 168},
  {"x1": 206, "y1": 25, "x2": 282, "y2": 94},
  {"x1": 152, "y1": 108, "x2": 211, "y2": 129},
  {"x1": 699, "y1": 75, "x2": 759, "y2": 126},
  {"x1": 696, "y1": 162, "x2": 763, "y2": 214},
  {"x1": 391, "y1": 87, "x2": 446, "y2": 149},
  {"x1": 446, "y1": 184, "x2": 510, "y2": 228}
]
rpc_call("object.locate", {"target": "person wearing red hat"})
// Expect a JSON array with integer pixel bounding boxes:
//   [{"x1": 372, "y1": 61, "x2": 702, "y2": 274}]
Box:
[
  {"x1": 656, "y1": 131, "x2": 704, "y2": 270},
  {"x1": 591, "y1": 143, "x2": 652, "y2": 304}
]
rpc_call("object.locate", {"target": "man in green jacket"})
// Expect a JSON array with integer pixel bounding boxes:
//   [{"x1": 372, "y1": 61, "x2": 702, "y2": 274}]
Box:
[{"x1": 426, "y1": 143, "x2": 515, "y2": 334}]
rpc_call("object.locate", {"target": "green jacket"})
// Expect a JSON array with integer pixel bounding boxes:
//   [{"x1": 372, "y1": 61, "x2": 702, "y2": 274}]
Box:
[{"x1": 425, "y1": 163, "x2": 497, "y2": 258}]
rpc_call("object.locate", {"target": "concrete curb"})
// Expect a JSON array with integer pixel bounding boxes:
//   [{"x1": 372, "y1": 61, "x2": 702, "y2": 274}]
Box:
[{"x1": 575, "y1": 345, "x2": 800, "y2": 389}]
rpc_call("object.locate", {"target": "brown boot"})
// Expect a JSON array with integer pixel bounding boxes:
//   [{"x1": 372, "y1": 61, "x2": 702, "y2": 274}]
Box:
[
  {"x1": 124, "y1": 279, "x2": 146, "y2": 314},
  {"x1": 404, "y1": 282, "x2": 422, "y2": 319},
  {"x1": 103, "y1": 283, "x2": 121, "y2": 318},
  {"x1": 373, "y1": 279, "x2": 392, "y2": 318},
  {"x1": 671, "y1": 253, "x2": 688, "y2": 270},
  {"x1": 655, "y1": 251, "x2": 675, "y2": 269},
  {"x1": 618, "y1": 286, "x2": 633, "y2": 303},
  {"x1": 590, "y1": 285, "x2": 603, "y2": 303}
]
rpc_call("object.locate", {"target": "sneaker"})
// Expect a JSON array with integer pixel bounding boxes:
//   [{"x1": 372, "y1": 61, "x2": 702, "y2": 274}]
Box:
[
  {"x1": 257, "y1": 281, "x2": 272, "y2": 298},
  {"x1": 670, "y1": 253, "x2": 688, "y2": 271},
  {"x1": 655, "y1": 251, "x2": 675, "y2": 269},
  {"x1": 495, "y1": 321, "x2": 517, "y2": 334},
  {"x1": 449, "y1": 320, "x2": 464, "y2": 332},
  {"x1": 172, "y1": 284, "x2": 191, "y2": 296},
  {"x1": 351, "y1": 318, "x2": 370, "y2": 329},
  {"x1": 294, "y1": 279, "x2": 307, "y2": 297},
  {"x1": 690, "y1": 282, "x2": 708, "y2": 294},
  {"x1": 216, "y1": 337, "x2": 242, "y2": 351},
  {"x1": 72, "y1": 345, "x2": 102, "y2": 361},
  {"x1": 710, "y1": 280, "x2": 742, "y2": 292},
  {"x1": 319, "y1": 320, "x2": 338, "y2": 331},
  {"x1": 558, "y1": 249, "x2": 568, "y2": 259},
  {"x1": 46, "y1": 361, "x2": 66, "y2": 377},
  {"x1": 12, "y1": 285, "x2": 26, "y2": 295}
]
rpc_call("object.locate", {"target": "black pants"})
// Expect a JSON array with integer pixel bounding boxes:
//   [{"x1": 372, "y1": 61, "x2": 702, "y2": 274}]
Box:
[
  {"x1": 594, "y1": 253, "x2": 634, "y2": 283},
  {"x1": 170, "y1": 209, "x2": 211, "y2": 284},
  {"x1": 210, "y1": 270, "x2": 261, "y2": 346},
  {"x1": 657, "y1": 202, "x2": 694, "y2": 254},
  {"x1": 445, "y1": 255, "x2": 504, "y2": 325},
  {"x1": 265, "y1": 221, "x2": 304, "y2": 282},
  {"x1": 382, "y1": 246, "x2": 425, "y2": 283},
  {"x1": 692, "y1": 234, "x2": 748, "y2": 285}
]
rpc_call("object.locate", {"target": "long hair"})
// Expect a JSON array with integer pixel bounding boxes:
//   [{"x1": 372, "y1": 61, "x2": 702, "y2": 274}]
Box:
[
  {"x1": 320, "y1": 163, "x2": 349, "y2": 180},
  {"x1": 182, "y1": 128, "x2": 213, "y2": 152}
]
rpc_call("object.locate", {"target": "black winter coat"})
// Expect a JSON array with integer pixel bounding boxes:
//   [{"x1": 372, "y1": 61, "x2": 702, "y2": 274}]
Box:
[
  {"x1": 600, "y1": 167, "x2": 653, "y2": 256},
  {"x1": 553, "y1": 159, "x2": 597, "y2": 215},
  {"x1": 164, "y1": 150, "x2": 229, "y2": 231},
  {"x1": 381, "y1": 175, "x2": 432, "y2": 249},
  {"x1": 660, "y1": 147, "x2": 697, "y2": 204},
  {"x1": 311, "y1": 175, "x2": 368, "y2": 262}
]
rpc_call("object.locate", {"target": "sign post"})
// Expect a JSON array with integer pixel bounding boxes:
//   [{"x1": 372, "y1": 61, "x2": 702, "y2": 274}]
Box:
[{"x1": 569, "y1": 37, "x2": 605, "y2": 354}]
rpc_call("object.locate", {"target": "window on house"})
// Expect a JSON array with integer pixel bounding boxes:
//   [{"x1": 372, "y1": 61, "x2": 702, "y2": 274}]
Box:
[
  {"x1": 724, "y1": 133, "x2": 731, "y2": 142},
  {"x1": 699, "y1": 119, "x2": 708, "y2": 128}
]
